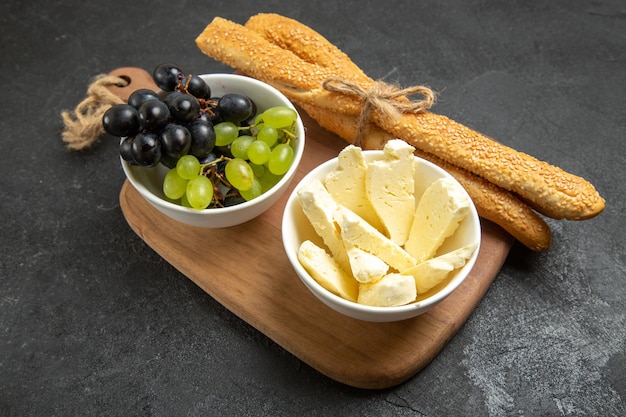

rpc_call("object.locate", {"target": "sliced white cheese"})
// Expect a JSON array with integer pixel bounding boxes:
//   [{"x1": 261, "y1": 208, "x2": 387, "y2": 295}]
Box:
[
  {"x1": 323, "y1": 145, "x2": 384, "y2": 232},
  {"x1": 297, "y1": 179, "x2": 351, "y2": 274},
  {"x1": 404, "y1": 177, "x2": 471, "y2": 263},
  {"x1": 298, "y1": 240, "x2": 358, "y2": 302},
  {"x1": 357, "y1": 273, "x2": 417, "y2": 307},
  {"x1": 334, "y1": 206, "x2": 417, "y2": 273},
  {"x1": 366, "y1": 139, "x2": 416, "y2": 246},
  {"x1": 344, "y1": 240, "x2": 389, "y2": 283},
  {"x1": 402, "y1": 243, "x2": 478, "y2": 294}
]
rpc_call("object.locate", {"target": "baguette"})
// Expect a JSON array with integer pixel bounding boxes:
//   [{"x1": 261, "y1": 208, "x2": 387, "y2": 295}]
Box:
[
  {"x1": 300, "y1": 102, "x2": 552, "y2": 251},
  {"x1": 248, "y1": 15, "x2": 604, "y2": 221},
  {"x1": 242, "y1": 15, "x2": 550, "y2": 245},
  {"x1": 244, "y1": 13, "x2": 368, "y2": 81},
  {"x1": 195, "y1": 15, "x2": 604, "y2": 221},
  {"x1": 378, "y1": 111, "x2": 604, "y2": 221}
]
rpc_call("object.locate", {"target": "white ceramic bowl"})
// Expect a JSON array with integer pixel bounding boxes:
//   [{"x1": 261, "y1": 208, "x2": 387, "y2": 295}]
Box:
[
  {"x1": 121, "y1": 73, "x2": 305, "y2": 228},
  {"x1": 282, "y1": 151, "x2": 481, "y2": 322}
]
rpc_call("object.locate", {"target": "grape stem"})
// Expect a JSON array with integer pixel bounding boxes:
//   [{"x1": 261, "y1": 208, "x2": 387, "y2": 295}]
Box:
[
  {"x1": 198, "y1": 103, "x2": 217, "y2": 118},
  {"x1": 280, "y1": 126, "x2": 296, "y2": 142},
  {"x1": 199, "y1": 155, "x2": 229, "y2": 172},
  {"x1": 200, "y1": 156, "x2": 241, "y2": 208},
  {"x1": 244, "y1": 121, "x2": 298, "y2": 144},
  {"x1": 174, "y1": 74, "x2": 218, "y2": 117}
]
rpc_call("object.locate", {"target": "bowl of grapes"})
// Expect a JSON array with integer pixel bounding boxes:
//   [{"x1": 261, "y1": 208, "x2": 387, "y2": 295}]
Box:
[{"x1": 102, "y1": 64, "x2": 306, "y2": 228}]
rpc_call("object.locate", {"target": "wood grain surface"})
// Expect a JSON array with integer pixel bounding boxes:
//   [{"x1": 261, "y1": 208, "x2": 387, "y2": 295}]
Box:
[{"x1": 117, "y1": 91, "x2": 514, "y2": 388}]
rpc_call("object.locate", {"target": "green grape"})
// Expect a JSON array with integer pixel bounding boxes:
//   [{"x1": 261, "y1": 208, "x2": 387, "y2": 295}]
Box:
[
  {"x1": 258, "y1": 169, "x2": 282, "y2": 192},
  {"x1": 176, "y1": 155, "x2": 201, "y2": 179},
  {"x1": 231, "y1": 135, "x2": 255, "y2": 159},
  {"x1": 268, "y1": 143, "x2": 295, "y2": 175},
  {"x1": 247, "y1": 140, "x2": 271, "y2": 165},
  {"x1": 239, "y1": 177, "x2": 262, "y2": 201},
  {"x1": 249, "y1": 162, "x2": 265, "y2": 178},
  {"x1": 251, "y1": 114, "x2": 264, "y2": 135},
  {"x1": 225, "y1": 158, "x2": 255, "y2": 191},
  {"x1": 214, "y1": 121, "x2": 239, "y2": 146},
  {"x1": 180, "y1": 192, "x2": 192, "y2": 208},
  {"x1": 252, "y1": 121, "x2": 264, "y2": 135},
  {"x1": 257, "y1": 125, "x2": 278, "y2": 147},
  {"x1": 277, "y1": 127, "x2": 287, "y2": 142},
  {"x1": 262, "y1": 106, "x2": 297, "y2": 128},
  {"x1": 163, "y1": 168, "x2": 188, "y2": 200},
  {"x1": 163, "y1": 195, "x2": 179, "y2": 204},
  {"x1": 186, "y1": 175, "x2": 214, "y2": 209}
]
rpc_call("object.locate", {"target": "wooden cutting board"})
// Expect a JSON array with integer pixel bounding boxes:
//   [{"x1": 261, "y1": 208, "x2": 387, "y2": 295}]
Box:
[{"x1": 112, "y1": 67, "x2": 514, "y2": 389}]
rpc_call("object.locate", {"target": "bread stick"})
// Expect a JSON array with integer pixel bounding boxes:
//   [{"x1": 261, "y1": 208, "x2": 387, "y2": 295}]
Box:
[
  {"x1": 195, "y1": 15, "x2": 604, "y2": 221},
  {"x1": 195, "y1": 17, "x2": 382, "y2": 135},
  {"x1": 300, "y1": 102, "x2": 552, "y2": 251},
  {"x1": 196, "y1": 15, "x2": 552, "y2": 249},
  {"x1": 246, "y1": 16, "x2": 604, "y2": 221},
  {"x1": 377, "y1": 111, "x2": 604, "y2": 220},
  {"x1": 244, "y1": 13, "x2": 368, "y2": 81},
  {"x1": 242, "y1": 14, "x2": 583, "y2": 226}
]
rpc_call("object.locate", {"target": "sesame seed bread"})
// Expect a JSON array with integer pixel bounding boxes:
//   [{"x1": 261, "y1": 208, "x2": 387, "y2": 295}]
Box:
[{"x1": 195, "y1": 14, "x2": 604, "y2": 249}]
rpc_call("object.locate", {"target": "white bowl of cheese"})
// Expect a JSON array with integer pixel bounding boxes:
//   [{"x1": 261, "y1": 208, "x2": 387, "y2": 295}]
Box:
[{"x1": 281, "y1": 140, "x2": 481, "y2": 322}]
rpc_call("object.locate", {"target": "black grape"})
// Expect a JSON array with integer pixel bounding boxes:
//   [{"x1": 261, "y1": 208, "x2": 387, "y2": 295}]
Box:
[
  {"x1": 185, "y1": 75, "x2": 211, "y2": 99},
  {"x1": 102, "y1": 104, "x2": 140, "y2": 137},
  {"x1": 138, "y1": 100, "x2": 171, "y2": 132},
  {"x1": 131, "y1": 132, "x2": 161, "y2": 167},
  {"x1": 119, "y1": 137, "x2": 137, "y2": 165},
  {"x1": 167, "y1": 93, "x2": 200, "y2": 125},
  {"x1": 188, "y1": 120, "x2": 216, "y2": 159},
  {"x1": 160, "y1": 123, "x2": 191, "y2": 158},
  {"x1": 162, "y1": 91, "x2": 183, "y2": 107},
  {"x1": 153, "y1": 63, "x2": 184, "y2": 91},
  {"x1": 197, "y1": 152, "x2": 218, "y2": 165},
  {"x1": 217, "y1": 93, "x2": 254, "y2": 124},
  {"x1": 159, "y1": 153, "x2": 179, "y2": 169},
  {"x1": 128, "y1": 89, "x2": 160, "y2": 110}
]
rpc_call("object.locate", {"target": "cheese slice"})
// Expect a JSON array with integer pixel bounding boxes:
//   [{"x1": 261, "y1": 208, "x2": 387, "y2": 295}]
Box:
[
  {"x1": 404, "y1": 177, "x2": 471, "y2": 263},
  {"x1": 334, "y1": 206, "x2": 417, "y2": 273},
  {"x1": 298, "y1": 240, "x2": 358, "y2": 302},
  {"x1": 297, "y1": 179, "x2": 351, "y2": 274},
  {"x1": 366, "y1": 139, "x2": 416, "y2": 246},
  {"x1": 402, "y1": 243, "x2": 478, "y2": 293},
  {"x1": 323, "y1": 145, "x2": 384, "y2": 232},
  {"x1": 344, "y1": 240, "x2": 389, "y2": 283},
  {"x1": 357, "y1": 273, "x2": 417, "y2": 307}
]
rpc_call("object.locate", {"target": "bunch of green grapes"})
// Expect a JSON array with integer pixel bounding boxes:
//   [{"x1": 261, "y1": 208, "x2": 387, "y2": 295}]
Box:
[
  {"x1": 164, "y1": 105, "x2": 299, "y2": 209},
  {"x1": 102, "y1": 62, "x2": 299, "y2": 210}
]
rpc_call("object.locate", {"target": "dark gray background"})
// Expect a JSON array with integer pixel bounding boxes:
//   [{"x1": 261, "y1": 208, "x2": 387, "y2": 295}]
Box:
[{"x1": 1, "y1": 0, "x2": 624, "y2": 415}]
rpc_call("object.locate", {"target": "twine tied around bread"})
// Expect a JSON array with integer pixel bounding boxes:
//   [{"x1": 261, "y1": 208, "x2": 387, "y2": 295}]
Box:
[
  {"x1": 60, "y1": 74, "x2": 128, "y2": 150},
  {"x1": 322, "y1": 77, "x2": 436, "y2": 146}
]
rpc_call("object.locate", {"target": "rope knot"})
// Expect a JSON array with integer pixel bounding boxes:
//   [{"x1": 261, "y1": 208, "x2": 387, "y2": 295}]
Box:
[
  {"x1": 60, "y1": 74, "x2": 128, "y2": 150},
  {"x1": 322, "y1": 77, "x2": 436, "y2": 146}
]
